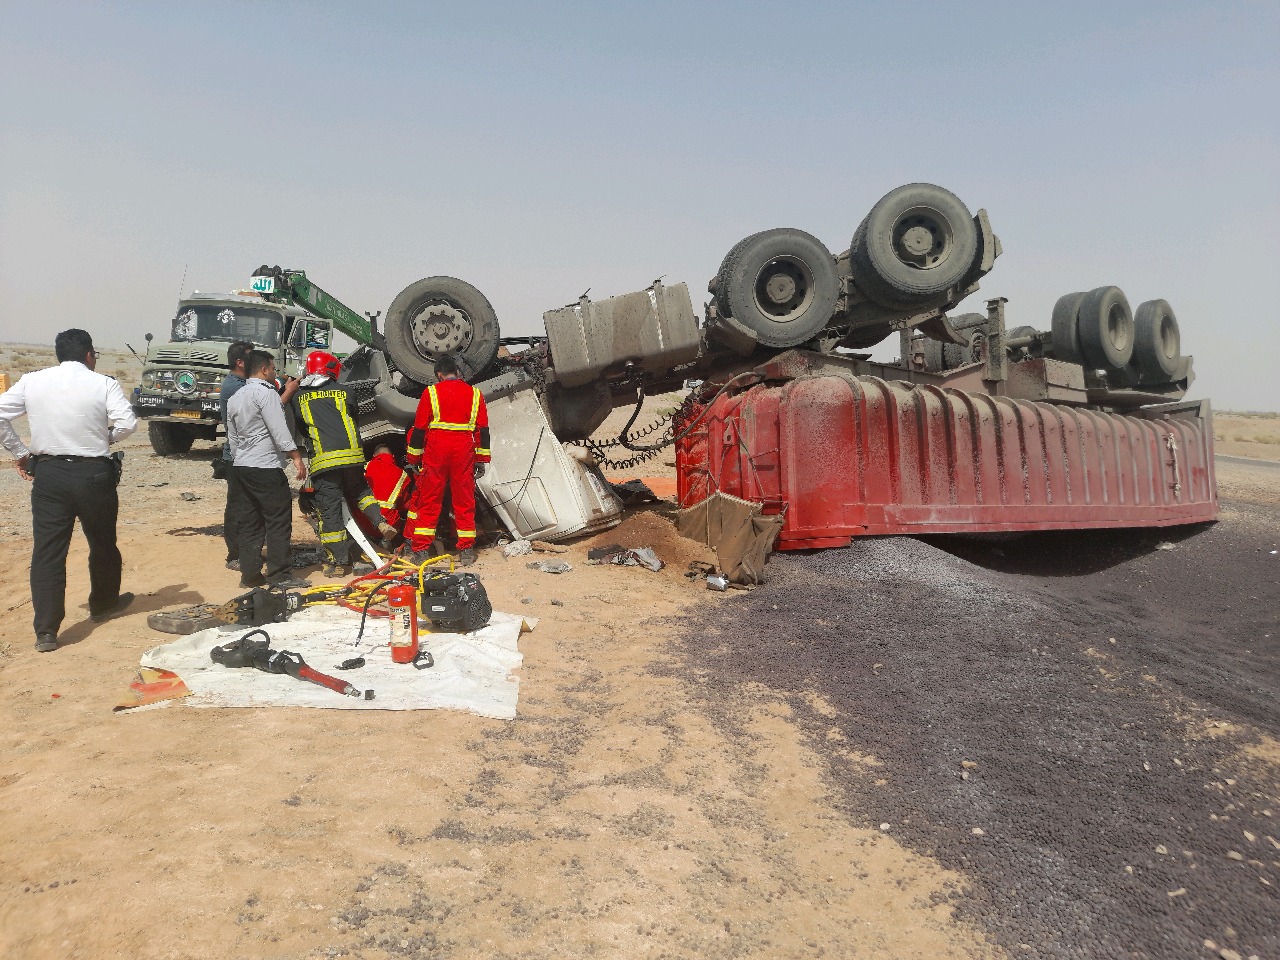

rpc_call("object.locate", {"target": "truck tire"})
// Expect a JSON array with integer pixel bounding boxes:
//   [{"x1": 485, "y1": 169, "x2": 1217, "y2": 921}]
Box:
[
  {"x1": 384, "y1": 276, "x2": 500, "y2": 385},
  {"x1": 711, "y1": 230, "x2": 763, "y2": 315},
  {"x1": 718, "y1": 228, "x2": 839, "y2": 348},
  {"x1": 850, "y1": 183, "x2": 979, "y2": 305},
  {"x1": 148, "y1": 421, "x2": 195, "y2": 456},
  {"x1": 1076, "y1": 285, "x2": 1134, "y2": 371},
  {"x1": 1132, "y1": 299, "x2": 1181, "y2": 381},
  {"x1": 922, "y1": 312, "x2": 986, "y2": 370},
  {"x1": 1050, "y1": 291, "x2": 1088, "y2": 366}
]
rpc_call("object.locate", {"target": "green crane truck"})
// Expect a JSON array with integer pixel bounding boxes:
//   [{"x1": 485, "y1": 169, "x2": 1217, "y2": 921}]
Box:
[{"x1": 132, "y1": 264, "x2": 499, "y2": 455}]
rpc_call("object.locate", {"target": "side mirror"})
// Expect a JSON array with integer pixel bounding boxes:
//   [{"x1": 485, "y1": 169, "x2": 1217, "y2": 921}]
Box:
[{"x1": 145, "y1": 332, "x2": 154, "y2": 343}]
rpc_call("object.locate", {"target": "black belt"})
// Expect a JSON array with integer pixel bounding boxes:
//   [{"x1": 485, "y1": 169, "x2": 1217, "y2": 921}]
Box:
[{"x1": 32, "y1": 454, "x2": 110, "y2": 462}]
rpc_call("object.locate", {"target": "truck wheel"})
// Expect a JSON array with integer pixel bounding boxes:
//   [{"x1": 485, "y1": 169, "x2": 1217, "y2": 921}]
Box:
[
  {"x1": 850, "y1": 183, "x2": 979, "y2": 305},
  {"x1": 1132, "y1": 299, "x2": 1181, "y2": 381},
  {"x1": 711, "y1": 230, "x2": 763, "y2": 315},
  {"x1": 384, "y1": 276, "x2": 500, "y2": 385},
  {"x1": 718, "y1": 228, "x2": 839, "y2": 348},
  {"x1": 1076, "y1": 286, "x2": 1134, "y2": 371},
  {"x1": 148, "y1": 421, "x2": 195, "y2": 456},
  {"x1": 1050, "y1": 292, "x2": 1088, "y2": 365}
]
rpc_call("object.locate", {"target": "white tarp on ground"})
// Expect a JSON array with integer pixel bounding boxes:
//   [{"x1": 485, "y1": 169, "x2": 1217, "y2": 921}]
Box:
[{"x1": 139, "y1": 606, "x2": 524, "y2": 719}]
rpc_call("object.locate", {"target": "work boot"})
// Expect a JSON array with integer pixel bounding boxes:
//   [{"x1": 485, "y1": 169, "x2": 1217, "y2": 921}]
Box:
[
  {"x1": 267, "y1": 576, "x2": 311, "y2": 590},
  {"x1": 35, "y1": 632, "x2": 57, "y2": 653},
  {"x1": 406, "y1": 547, "x2": 434, "y2": 565},
  {"x1": 321, "y1": 563, "x2": 351, "y2": 580},
  {"x1": 225, "y1": 558, "x2": 241, "y2": 572},
  {"x1": 90, "y1": 592, "x2": 135, "y2": 623},
  {"x1": 456, "y1": 547, "x2": 478, "y2": 567}
]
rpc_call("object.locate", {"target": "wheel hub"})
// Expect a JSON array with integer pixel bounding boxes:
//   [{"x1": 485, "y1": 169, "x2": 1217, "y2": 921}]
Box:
[
  {"x1": 1106, "y1": 304, "x2": 1132, "y2": 351},
  {"x1": 764, "y1": 272, "x2": 797, "y2": 305},
  {"x1": 753, "y1": 257, "x2": 813, "y2": 320},
  {"x1": 410, "y1": 303, "x2": 473, "y2": 357},
  {"x1": 892, "y1": 208, "x2": 954, "y2": 270}
]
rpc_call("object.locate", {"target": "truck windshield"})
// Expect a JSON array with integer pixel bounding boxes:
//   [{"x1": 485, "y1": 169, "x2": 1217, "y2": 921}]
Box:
[{"x1": 172, "y1": 306, "x2": 284, "y2": 347}]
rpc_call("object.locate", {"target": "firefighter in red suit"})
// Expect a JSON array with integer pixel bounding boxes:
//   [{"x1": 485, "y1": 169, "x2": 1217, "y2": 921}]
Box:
[
  {"x1": 364, "y1": 445, "x2": 414, "y2": 532},
  {"x1": 404, "y1": 355, "x2": 490, "y2": 566}
]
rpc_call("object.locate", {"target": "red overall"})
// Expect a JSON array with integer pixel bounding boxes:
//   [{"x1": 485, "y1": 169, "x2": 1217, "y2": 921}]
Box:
[
  {"x1": 404, "y1": 379, "x2": 491, "y2": 551},
  {"x1": 364, "y1": 452, "x2": 414, "y2": 529}
]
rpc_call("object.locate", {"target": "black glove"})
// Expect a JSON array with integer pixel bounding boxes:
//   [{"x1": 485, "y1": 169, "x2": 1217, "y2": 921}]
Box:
[{"x1": 473, "y1": 462, "x2": 487, "y2": 479}]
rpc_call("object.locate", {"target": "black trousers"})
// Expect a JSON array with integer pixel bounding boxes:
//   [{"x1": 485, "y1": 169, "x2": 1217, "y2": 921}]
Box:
[
  {"x1": 30, "y1": 457, "x2": 121, "y2": 636},
  {"x1": 313, "y1": 467, "x2": 384, "y2": 563},
  {"x1": 232, "y1": 466, "x2": 293, "y2": 583},
  {"x1": 222, "y1": 462, "x2": 244, "y2": 561}
]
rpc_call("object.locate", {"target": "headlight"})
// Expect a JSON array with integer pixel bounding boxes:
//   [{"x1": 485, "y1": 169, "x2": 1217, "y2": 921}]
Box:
[{"x1": 141, "y1": 372, "x2": 155, "y2": 388}]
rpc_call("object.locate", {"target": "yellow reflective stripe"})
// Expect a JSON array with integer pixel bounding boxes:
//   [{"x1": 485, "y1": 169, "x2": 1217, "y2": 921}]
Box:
[
  {"x1": 388, "y1": 471, "x2": 408, "y2": 503},
  {"x1": 339, "y1": 399, "x2": 360, "y2": 450},
  {"x1": 319, "y1": 530, "x2": 347, "y2": 543},
  {"x1": 379, "y1": 471, "x2": 409, "y2": 509},
  {"x1": 474, "y1": 447, "x2": 490, "y2": 456},
  {"x1": 411, "y1": 527, "x2": 435, "y2": 537},
  {"x1": 310, "y1": 448, "x2": 365, "y2": 473},
  {"x1": 357, "y1": 495, "x2": 377, "y2": 510},
  {"x1": 455, "y1": 529, "x2": 476, "y2": 538},
  {"x1": 406, "y1": 445, "x2": 423, "y2": 456},
  {"x1": 428, "y1": 385, "x2": 440, "y2": 425},
  {"x1": 406, "y1": 510, "x2": 418, "y2": 520},
  {"x1": 426, "y1": 384, "x2": 481, "y2": 431}
]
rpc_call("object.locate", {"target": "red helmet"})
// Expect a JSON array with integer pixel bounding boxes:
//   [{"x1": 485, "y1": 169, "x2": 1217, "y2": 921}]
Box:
[{"x1": 305, "y1": 351, "x2": 341, "y2": 379}]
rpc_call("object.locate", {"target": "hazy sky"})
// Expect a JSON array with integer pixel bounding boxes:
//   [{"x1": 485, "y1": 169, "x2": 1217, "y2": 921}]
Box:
[{"x1": 2, "y1": 1, "x2": 1277, "y2": 409}]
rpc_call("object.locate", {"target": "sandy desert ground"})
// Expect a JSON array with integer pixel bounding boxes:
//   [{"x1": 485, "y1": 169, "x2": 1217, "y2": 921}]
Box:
[{"x1": 0, "y1": 345, "x2": 1276, "y2": 959}]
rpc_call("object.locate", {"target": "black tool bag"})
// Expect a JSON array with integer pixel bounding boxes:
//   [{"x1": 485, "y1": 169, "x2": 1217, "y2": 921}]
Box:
[{"x1": 419, "y1": 572, "x2": 492, "y2": 634}]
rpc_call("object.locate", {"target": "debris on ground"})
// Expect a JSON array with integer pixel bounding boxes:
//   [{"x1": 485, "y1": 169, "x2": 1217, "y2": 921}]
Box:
[
  {"x1": 609, "y1": 478, "x2": 660, "y2": 505},
  {"x1": 586, "y1": 543, "x2": 664, "y2": 571},
  {"x1": 503, "y1": 539, "x2": 533, "y2": 557},
  {"x1": 526, "y1": 560, "x2": 572, "y2": 574},
  {"x1": 530, "y1": 540, "x2": 567, "y2": 553},
  {"x1": 179, "y1": 492, "x2": 199, "y2": 501}
]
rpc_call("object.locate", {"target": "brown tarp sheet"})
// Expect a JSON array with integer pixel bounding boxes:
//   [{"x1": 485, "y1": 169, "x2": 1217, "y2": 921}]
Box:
[{"x1": 675, "y1": 493, "x2": 784, "y2": 584}]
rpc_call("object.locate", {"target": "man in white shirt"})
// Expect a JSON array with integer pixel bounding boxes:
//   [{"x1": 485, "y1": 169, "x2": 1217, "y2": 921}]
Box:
[{"x1": 0, "y1": 329, "x2": 138, "y2": 652}]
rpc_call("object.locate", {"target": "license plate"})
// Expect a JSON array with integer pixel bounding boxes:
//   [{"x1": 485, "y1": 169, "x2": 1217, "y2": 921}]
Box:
[{"x1": 171, "y1": 409, "x2": 201, "y2": 419}]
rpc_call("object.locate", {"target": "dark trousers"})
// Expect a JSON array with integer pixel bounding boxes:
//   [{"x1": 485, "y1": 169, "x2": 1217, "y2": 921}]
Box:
[
  {"x1": 314, "y1": 467, "x2": 384, "y2": 564},
  {"x1": 30, "y1": 457, "x2": 121, "y2": 636},
  {"x1": 222, "y1": 463, "x2": 244, "y2": 561},
  {"x1": 232, "y1": 466, "x2": 293, "y2": 583}
]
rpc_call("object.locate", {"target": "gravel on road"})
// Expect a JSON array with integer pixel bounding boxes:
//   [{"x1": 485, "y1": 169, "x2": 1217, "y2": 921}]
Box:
[{"x1": 676, "y1": 503, "x2": 1279, "y2": 960}]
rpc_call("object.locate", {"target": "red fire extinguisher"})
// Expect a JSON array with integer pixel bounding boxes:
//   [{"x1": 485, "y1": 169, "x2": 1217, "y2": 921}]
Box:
[{"x1": 387, "y1": 584, "x2": 419, "y2": 664}]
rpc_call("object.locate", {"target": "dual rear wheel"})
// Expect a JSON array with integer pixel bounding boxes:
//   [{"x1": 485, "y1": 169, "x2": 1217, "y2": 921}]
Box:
[{"x1": 1051, "y1": 288, "x2": 1182, "y2": 382}]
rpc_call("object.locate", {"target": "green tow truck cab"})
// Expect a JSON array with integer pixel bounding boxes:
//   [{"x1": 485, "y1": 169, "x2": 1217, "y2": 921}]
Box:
[{"x1": 132, "y1": 290, "x2": 335, "y2": 455}]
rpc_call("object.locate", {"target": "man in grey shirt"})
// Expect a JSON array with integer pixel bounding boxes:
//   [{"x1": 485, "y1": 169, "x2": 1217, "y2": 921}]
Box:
[
  {"x1": 219, "y1": 340, "x2": 298, "y2": 570},
  {"x1": 226, "y1": 350, "x2": 306, "y2": 588}
]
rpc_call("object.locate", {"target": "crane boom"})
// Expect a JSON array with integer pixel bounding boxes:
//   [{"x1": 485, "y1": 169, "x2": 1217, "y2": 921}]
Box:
[{"x1": 250, "y1": 266, "x2": 372, "y2": 345}]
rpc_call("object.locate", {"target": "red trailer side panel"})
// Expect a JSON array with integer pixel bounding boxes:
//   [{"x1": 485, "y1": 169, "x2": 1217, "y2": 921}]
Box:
[{"x1": 676, "y1": 376, "x2": 1218, "y2": 549}]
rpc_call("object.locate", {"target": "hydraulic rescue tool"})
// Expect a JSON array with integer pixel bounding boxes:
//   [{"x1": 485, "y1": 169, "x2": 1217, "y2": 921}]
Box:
[{"x1": 209, "y1": 630, "x2": 371, "y2": 699}]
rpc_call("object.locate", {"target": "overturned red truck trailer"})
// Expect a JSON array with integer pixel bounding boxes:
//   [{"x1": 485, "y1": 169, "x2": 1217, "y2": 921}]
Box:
[{"x1": 676, "y1": 343, "x2": 1217, "y2": 550}]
